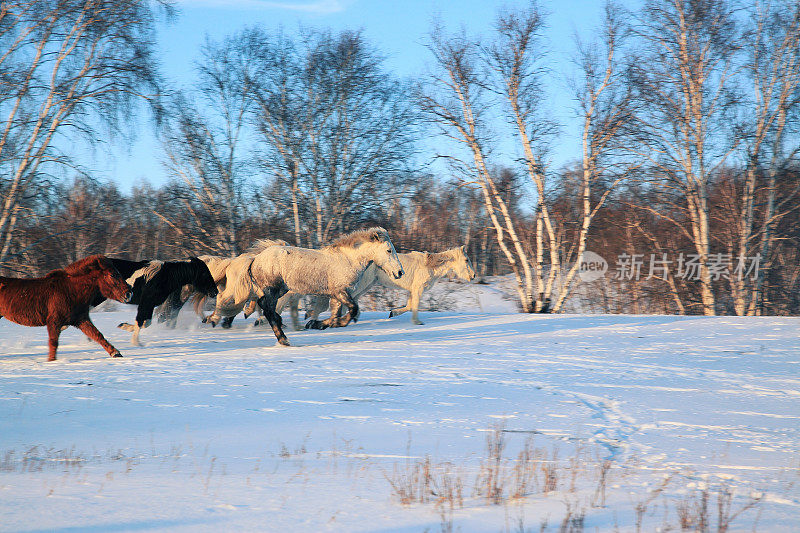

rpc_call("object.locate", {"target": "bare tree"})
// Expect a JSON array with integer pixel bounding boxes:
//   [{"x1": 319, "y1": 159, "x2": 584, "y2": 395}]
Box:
[
  {"x1": 249, "y1": 28, "x2": 418, "y2": 247},
  {"x1": 422, "y1": 2, "x2": 634, "y2": 313},
  {"x1": 733, "y1": 0, "x2": 800, "y2": 315},
  {"x1": 628, "y1": 0, "x2": 741, "y2": 315},
  {"x1": 551, "y1": 1, "x2": 637, "y2": 312},
  {"x1": 483, "y1": 2, "x2": 553, "y2": 312},
  {"x1": 0, "y1": 0, "x2": 168, "y2": 272},
  {"x1": 159, "y1": 34, "x2": 255, "y2": 256},
  {"x1": 420, "y1": 22, "x2": 542, "y2": 312}
]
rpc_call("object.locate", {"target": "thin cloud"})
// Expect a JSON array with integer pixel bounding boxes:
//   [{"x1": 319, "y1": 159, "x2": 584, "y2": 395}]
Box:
[{"x1": 176, "y1": 0, "x2": 350, "y2": 14}]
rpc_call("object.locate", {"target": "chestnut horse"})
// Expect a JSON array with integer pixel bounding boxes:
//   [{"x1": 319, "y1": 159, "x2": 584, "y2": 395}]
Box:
[{"x1": 0, "y1": 255, "x2": 132, "y2": 361}]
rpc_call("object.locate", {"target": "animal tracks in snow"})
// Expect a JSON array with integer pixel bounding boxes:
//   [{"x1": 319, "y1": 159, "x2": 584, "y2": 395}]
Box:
[{"x1": 1, "y1": 310, "x2": 799, "y2": 530}]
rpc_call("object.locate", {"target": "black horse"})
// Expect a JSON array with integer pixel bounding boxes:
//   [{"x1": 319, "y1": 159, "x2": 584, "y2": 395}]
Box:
[{"x1": 91, "y1": 257, "x2": 218, "y2": 346}]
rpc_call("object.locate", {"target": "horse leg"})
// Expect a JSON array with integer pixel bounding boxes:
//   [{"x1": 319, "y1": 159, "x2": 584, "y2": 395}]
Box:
[
  {"x1": 334, "y1": 290, "x2": 359, "y2": 328},
  {"x1": 119, "y1": 306, "x2": 154, "y2": 346},
  {"x1": 46, "y1": 322, "x2": 61, "y2": 361},
  {"x1": 408, "y1": 289, "x2": 424, "y2": 325},
  {"x1": 203, "y1": 294, "x2": 226, "y2": 327},
  {"x1": 77, "y1": 318, "x2": 122, "y2": 357},
  {"x1": 312, "y1": 291, "x2": 357, "y2": 329},
  {"x1": 242, "y1": 299, "x2": 258, "y2": 319},
  {"x1": 257, "y1": 287, "x2": 290, "y2": 346},
  {"x1": 344, "y1": 290, "x2": 361, "y2": 323},
  {"x1": 306, "y1": 297, "x2": 340, "y2": 330},
  {"x1": 157, "y1": 289, "x2": 183, "y2": 329},
  {"x1": 305, "y1": 295, "x2": 329, "y2": 320},
  {"x1": 289, "y1": 294, "x2": 301, "y2": 331},
  {"x1": 389, "y1": 301, "x2": 410, "y2": 318},
  {"x1": 253, "y1": 308, "x2": 267, "y2": 327}
]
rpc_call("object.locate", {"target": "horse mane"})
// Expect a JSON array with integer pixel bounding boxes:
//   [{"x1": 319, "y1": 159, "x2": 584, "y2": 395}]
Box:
[
  {"x1": 246, "y1": 238, "x2": 288, "y2": 254},
  {"x1": 424, "y1": 252, "x2": 450, "y2": 270},
  {"x1": 63, "y1": 255, "x2": 111, "y2": 276},
  {"x1": 326, "y1": 227, "x2": 389, "y2": 249},
  {"x1": 425, "y1": 247, "x2": 465, "y2": 270},
  {"x1": 127, "y1": 260, "x2": 164, "y2": 284}
]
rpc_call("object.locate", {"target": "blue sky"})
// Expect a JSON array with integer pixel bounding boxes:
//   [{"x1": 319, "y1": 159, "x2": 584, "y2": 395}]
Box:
[{"x1": 104, "y1": 0, "x2": 627, "y2": 190}]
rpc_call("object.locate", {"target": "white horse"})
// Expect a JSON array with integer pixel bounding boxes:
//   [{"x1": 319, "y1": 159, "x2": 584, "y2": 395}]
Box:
[
  {"x1": 155, "y1": 242, "x2": 287, "y2": 329},
  {"x1": 196, "y1": 240, "x2": 287, "y2": 328},
  {"x1": 209, "y1": 228, "x2": 404, "y2": 345},
  {"x1": 300, "y1": 245, "x2": 475, "y2": 326}
]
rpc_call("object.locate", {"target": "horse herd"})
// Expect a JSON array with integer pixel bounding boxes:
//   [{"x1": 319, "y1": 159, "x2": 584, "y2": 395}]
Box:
[{"x1": 0, "y1": 228, "x2": 476, "y2": 361}]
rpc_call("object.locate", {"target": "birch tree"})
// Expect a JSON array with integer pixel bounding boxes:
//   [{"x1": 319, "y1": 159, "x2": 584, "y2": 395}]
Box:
[
  {"x1": 629, "y1": 0, "x2": 740, "y2": 315},
  {"x1": 551, "y1": 2, "x2": 636, "y2": 312},
  {"x1": 160, "y1": 35, "x2": 254, "y2": 256},
  {"x1": 249, "y1": 28, "x2": 418, "y2": 246},
  {"x1": 483, "y1": 3, "x2": 552, "y2": 312},
  {"x1": 734, "y1": 0, "x2": 800, "y2": 315},
  {"x1": 420, "y1": 25, "x2": 540, "y2": 312},
  {"x1": 0, "y1": 0, "x2": 168, "y2": 272},
  {"x1": 422, "y1": 2, "x2": 634, "y2": 313}
]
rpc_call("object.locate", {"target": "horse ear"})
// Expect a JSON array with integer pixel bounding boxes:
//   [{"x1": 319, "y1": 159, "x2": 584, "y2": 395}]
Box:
[
  {"x1": 371, "y1": 231, "x2": 383, "y2": 242},
  {"x1": 91, "y1": 256, "x2": 108, "y2": 271}
]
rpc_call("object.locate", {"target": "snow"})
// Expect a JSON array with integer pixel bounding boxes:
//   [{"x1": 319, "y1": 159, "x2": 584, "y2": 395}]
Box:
[{"x1": 0, "y1": 279, "x2": 798, "y2": 532}]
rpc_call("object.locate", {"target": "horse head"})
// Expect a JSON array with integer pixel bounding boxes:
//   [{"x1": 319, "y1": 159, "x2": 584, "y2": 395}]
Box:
[
  {"x1": 93, "y1": 257, "x2": 133, "y2": 303},
  {"x1": 365, "y1": 229, "x2": 404, "y2": 280},
  {"x1": 329, "y1": 227, "x2": 405, "y2": 279},
  {"x1": 189, "y1": 257, "x2": 219, "y2": 298},
  {"x1": 454, "y1": 245, "x2": 476, "y2": 281}
]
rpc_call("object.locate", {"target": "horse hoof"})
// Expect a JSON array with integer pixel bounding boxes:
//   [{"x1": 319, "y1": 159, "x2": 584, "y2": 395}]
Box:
[
  {"x1": 221, "y1": 321, "x2": 232, "y2": 329},
  {"x1": 305, "y1": 320, "x2": 323, "y2": 330},
  {"x1": 412, "y1": 320, "x2": 424, "y2": 325},
  {"x1": 201, "y1": 316, "x2": 208, "y2": 323},
  {"x1": 388, "y1": 311, "x2": 395, "y2": 318},
  {"x1": 111, "y1": 352, "x2": 123, "y2": 358},
  {"x1": 278, "y1": 338, "x2": 291, "y2": 347}
]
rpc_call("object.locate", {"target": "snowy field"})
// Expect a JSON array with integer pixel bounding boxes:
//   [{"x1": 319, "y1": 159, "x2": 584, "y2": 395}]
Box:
[{"x1": 0, "y1": 281, "x2": 799, "y2": 532}]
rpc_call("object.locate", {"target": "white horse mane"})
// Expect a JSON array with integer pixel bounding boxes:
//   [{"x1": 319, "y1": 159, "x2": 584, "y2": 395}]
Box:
[
  {"x1": 246, "y1": 238, "x2": 288, "y2": 254},
  {"x1": 126, "y1": 260, "x2": 164, "y2": 285},
  {"x1": 326, "y1": 227, "x2": 389, "y2": 249}
]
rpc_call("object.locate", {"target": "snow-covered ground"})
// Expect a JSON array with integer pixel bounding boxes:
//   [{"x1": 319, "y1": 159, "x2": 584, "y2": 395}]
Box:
[{"x1": 0, "y1": 280, "x2": 798, "y2": 532}]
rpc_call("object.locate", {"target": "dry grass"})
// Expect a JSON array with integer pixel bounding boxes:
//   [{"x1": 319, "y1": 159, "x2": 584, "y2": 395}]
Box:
[
  {"x1": 673, "y1": 483, "x2": 764, "y2": 533},
  {"x1": 384, "y1": 424, "x2": 768, "y2": 532},
  {"x1": 386, "y1": 455, "x2": 464, "y2": 508},
  {"x1": 0, "y1": 431, "x2": 772, "y2": 532}
]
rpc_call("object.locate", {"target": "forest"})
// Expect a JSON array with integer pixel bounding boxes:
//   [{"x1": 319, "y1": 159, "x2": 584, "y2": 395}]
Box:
[{"x1": 1, "y1": 0, "x2": 799, "y2": 316}]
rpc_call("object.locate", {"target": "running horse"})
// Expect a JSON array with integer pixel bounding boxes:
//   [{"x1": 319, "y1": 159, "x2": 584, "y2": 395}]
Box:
[{"x1": 0, "y1": 255, "x2": 132, "y2": 361}]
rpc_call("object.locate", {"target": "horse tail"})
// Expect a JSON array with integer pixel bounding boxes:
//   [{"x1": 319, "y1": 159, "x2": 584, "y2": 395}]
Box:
[
  {"x1": 209, "y1": 259, "x2": 230, "y2": 285},
  {"x1": 214, "y1": 256, "x2": 259, "y2": 316},
  {"x1": 192, "y1": 293, "x2": 209, "y2": 316}
]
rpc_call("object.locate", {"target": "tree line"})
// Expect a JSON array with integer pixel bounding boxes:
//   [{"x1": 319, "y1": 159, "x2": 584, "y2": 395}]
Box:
[{"x1": 1, "y1": 0, "x2": 799, "y2": 316}]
